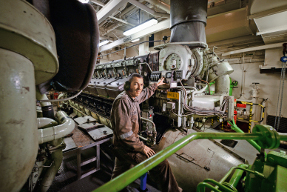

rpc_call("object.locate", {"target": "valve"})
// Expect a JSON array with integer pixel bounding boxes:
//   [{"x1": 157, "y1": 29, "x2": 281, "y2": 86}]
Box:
[{"x1": 252, "y1": 125, "x2": 280, "y2": 149}]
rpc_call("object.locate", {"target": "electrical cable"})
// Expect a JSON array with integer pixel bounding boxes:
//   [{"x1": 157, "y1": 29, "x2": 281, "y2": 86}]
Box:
[{"x1": 177, "y1": 80, "x2": 226, "y2": 117}]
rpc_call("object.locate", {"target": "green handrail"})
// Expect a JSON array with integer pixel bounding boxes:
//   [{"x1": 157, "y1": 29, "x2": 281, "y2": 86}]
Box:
[
  {"x1": 94, "y1": 132, "x2": 261, "y2": 192},
  {"x1": 93, "y1": 130, "x2": 287, "y2": 192}
]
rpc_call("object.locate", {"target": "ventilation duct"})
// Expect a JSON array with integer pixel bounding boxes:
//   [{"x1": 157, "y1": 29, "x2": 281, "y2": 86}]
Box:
[{"x1": 170, "y1": 0, "x2": 208, "y2": 45}]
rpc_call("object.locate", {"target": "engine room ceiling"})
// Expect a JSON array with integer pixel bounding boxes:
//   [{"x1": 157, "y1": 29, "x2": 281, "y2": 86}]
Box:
[
  {"x1": 249, "y1": 0, "x2": 287, "y2": 44},
  {"x1": 85, "y1": 0, "x2": 287, "y2": 53}
]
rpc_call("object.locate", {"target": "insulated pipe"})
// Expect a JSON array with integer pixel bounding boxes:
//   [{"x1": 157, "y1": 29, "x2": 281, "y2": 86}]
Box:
[
  {"x1": 215, "y1": 75, "x2": 230, "y2": 96},
  {"x1": 0, "y1": 49, "x2": 38, "y2": 192},
  {"x1": 38, "y1": 111, "x2": 75, "y2": 144},
  {"x1": 38, "y1": 118, "x2": 58, "y2": 129},
  {"x1": 170, "y1": 0, "x2": 208, "y2": 44},
  {"x1": 36, "y1": 90, "x2": 52, "y2": 107}
]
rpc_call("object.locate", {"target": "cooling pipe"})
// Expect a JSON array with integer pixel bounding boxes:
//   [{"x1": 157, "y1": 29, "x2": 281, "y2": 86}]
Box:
[
  {"x1": 38, "y1": 111, "x2": 75, "y2": 144},
  {"x1": 170, "y1": 0, "x2": 208, "y2": 45}
]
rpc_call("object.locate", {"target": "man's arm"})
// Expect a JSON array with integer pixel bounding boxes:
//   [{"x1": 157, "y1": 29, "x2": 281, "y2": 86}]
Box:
[
  {"x1": 138, "y1": 77, "x2": 165, "y2": 104},
  {"x1": 112, "y1": 99, "x2": 145, "y2": 152}
]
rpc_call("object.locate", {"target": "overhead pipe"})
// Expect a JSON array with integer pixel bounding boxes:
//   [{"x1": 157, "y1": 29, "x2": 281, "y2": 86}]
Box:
[
  {"x1": 145, "y1": 0, "x2": 170, "y2": 14},
  {"x1": 38, "y1": 111, "x2": 75, "y2": 144},
  {"x1": 109, "y1": 16, "x2": 135, "y2": 26},
  {"x1": 102, "y1": 23, "x2": 123, "y2": 36},
  {"x1": 170, "y1": 0, "x2": 208, "y2": 45},
  {"x1": 128, "y1": 0, "x2": 169, "y2": 18}
]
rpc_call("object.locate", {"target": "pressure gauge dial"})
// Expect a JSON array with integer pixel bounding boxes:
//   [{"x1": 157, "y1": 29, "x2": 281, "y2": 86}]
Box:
[{"x1": 163, "y1": 53, "x2": 181, "y2": 70}]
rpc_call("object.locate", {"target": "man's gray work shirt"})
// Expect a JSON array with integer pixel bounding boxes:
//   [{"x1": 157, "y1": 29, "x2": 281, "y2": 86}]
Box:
[{"x1": 110, "y1": 83, "x2": 158, "y2": 152}]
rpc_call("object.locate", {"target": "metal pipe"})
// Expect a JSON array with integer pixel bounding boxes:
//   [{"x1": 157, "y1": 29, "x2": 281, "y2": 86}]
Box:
[
  {"x1": 228, "y1": 164, "x2": 249, "y2": 188},
  {"x1": 145, "y1": 0, "x2": 170, "y2": 14},
  {"x1": 197, "y1": 179, "x2": 234, "y2": 192},
  {"x1": 36, "y1": 90, "x2": 52, "y2": 107},
  {"x1": 102, "y1": 23, "x2": 123, "y2": 36},
  {"x1": 38, "y1": 111, "x2": 75, "y2": 144},
  {"x1": 215, "y1": 74, "x2": 230, "y2": 96},
  {"x1": 109, "y1": 16, "x2": 135, "y2": 26},
  {"x1": 128, "y1": 0, "x2": 169, "y2": 18},
  {"x1": 170, "y1": 0, "x2": 208, "y2": 44},
  {"x1": 38, "y1": 138, "x2": 64, "y2": 192},
  {"x1": 93, "y1": 132, "x2": 264, "y2": 192},
  {"x1": 36, "y1": 91, "x2": 55, "y2": 119},
  {"x1": 38, "y1": 118, "x2": 58, "y2": 129},
  {"x1": 229, "y1": 119, "x2": 261, "y2": 152}
]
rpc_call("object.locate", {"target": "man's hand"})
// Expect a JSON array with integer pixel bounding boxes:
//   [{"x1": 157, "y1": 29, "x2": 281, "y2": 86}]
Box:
[
  {"x1": 143, "y1": 145, "x2": 155, "y2": 158},
  {"x1": 157, "y1": 77, "x2": 166, "y2": 86}
]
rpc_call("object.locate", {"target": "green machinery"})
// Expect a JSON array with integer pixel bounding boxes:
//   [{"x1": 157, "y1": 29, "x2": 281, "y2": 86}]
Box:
[{"x1": 93, "y1": 123, "x2": 287, "y2": 192}]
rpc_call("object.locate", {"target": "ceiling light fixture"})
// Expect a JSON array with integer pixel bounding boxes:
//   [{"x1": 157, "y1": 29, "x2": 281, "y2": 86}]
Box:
[
  {"x1": 78, "y1": 0, "x2": 89, "y2": 3},
  {"x1": 123, "y1": 19, "x2": 158, "y2": 36},
  {"x1": 99, "y1": 40, "x2": 110, "y2": 47}
]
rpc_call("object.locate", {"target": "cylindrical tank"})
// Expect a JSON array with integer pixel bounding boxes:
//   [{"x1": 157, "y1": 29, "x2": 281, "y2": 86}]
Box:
[
  {"x1": 0, "y1": 49, "x2": 38, "y2": 192},
  {"x1": 161, "y1": 129, "x2": 256, "y2": 191},
  {"x1": 170, "y1": 0, "x2": 208, "y2": 44}
]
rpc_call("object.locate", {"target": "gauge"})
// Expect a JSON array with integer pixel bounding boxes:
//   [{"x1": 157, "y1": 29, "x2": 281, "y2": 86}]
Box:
[
  {"x1": 166, "y1": 72, "x2": 172, "y2": 78},
  {"x1": 163, "y1": 53, "x2": 181, "y2": 70}
]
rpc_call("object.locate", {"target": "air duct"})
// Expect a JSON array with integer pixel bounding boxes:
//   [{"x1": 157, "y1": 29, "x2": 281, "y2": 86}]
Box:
[{"x1": 170, "y1": 0, "x2": 208, "y2": 45}]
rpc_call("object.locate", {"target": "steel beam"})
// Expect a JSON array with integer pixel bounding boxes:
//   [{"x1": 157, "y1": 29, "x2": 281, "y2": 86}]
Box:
[
  {"x1": 91, "y1": 0, "x2": 105, "y2": 7},
  {"x1": 256, "y1": 25, "x2": 287, "y2": 36},
  {"x1": 97, "y1": 0, "x2": 128, "y2": 24},
  {"x1": 128, "y1": 0, "x2": 169, "y2": 18},
  {"x1": 100, "y1": 18, "x2": 170, "y2": 52}
]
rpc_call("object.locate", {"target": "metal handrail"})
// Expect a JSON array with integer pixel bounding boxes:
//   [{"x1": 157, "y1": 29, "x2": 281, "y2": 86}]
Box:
[{"x1": 93, "y1": 129, "x2": 287, "y2": 192}]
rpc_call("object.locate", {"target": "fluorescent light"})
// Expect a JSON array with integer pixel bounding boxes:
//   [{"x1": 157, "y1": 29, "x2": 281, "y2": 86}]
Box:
[
  {"x1": 123, "y1": 19, "x2": 158, "y2": 36},
  {"x1": 99, "y1": 40, "x2": 110, "y2": 47},
  {"x1": 78, "y1": 0, "x2": 89, "y2": 3},
  {"x1": 131, "y1": 38, "x2": 140, "y2": 43}
]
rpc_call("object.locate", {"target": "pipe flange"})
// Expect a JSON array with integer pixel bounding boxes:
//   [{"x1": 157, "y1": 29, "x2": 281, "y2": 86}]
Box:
[{"x1": 252, "y1": 125, "x2": 280, "y2": 149}]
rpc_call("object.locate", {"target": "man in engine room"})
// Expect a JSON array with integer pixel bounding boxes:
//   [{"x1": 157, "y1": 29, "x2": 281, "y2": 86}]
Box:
[{"x1": 110, "y1": 73, "x2": 181, "y2": 192}]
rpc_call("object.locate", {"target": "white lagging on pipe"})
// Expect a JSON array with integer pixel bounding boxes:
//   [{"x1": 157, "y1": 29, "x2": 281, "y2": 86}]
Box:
[
  {"x1": 37, "y1": 118, "x2": 58, "y2": 129},
  {"x1": 38, "y1": 111, "x2": 75, "y2": 144}
]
